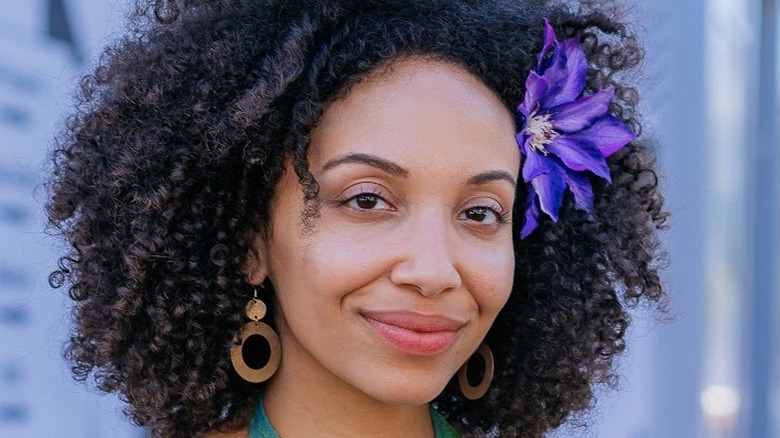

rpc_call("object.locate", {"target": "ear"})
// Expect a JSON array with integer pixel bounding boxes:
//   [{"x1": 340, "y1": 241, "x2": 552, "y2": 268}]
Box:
[{"x1": 242, "y1": 232, "x2": 270, "y2": 286}]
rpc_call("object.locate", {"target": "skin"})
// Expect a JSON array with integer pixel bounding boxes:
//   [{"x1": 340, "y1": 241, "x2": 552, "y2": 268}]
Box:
[{"x1": 237, "y1": 57, "x2": 520, "y2": 438}]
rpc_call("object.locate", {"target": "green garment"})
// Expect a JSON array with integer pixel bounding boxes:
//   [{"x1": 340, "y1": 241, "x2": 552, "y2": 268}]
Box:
[{"x1": 249, "y1": 396, "x2": 459, "y2": 438}]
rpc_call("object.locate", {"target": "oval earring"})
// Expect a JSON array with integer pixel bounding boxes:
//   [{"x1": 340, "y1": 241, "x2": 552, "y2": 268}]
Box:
[
  {"x1": 230, "y1": 288, "x2": 282, "y2": 383},
  {"x1": 458, "y1": 343, "x2": 494, "y2": 400}
]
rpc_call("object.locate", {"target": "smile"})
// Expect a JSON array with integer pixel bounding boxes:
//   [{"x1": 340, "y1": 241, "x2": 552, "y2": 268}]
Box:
[{"x1": 360, "y1": 311, "x2": 465, "y2": 356}]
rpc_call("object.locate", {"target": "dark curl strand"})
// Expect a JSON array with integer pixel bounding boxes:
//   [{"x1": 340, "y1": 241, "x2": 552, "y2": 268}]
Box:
[{"x1": 46, "y1": 0, "x2": 668, "y2": 437}]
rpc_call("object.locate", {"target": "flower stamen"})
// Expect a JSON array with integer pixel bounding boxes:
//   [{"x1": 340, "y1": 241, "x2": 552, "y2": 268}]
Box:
[{"x1": 524, "y1": 111, "x2": 559, "y2": 155}]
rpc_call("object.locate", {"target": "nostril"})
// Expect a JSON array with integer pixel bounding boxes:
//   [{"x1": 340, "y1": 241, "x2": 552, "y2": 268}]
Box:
[
  {"x1": 389, "y1": 255, "x2": 462, "y2": 297},
  {"x1": 389, "y1": 215, "x2": 462, "y2": 295}
]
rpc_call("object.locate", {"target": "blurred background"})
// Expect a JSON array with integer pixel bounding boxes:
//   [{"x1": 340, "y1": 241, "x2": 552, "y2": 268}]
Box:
[{"x1": 0, "y1": 0, "x2": 777, "y2": 437}]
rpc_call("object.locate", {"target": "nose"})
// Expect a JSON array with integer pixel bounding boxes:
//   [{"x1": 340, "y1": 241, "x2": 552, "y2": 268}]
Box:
[{"x1": 389, "y1": 210, "x2": 462, "y2": 297}]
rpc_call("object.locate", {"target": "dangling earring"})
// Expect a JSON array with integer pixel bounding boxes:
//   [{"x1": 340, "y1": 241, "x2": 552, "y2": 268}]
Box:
[
  {"x1": 230, "y1": 286, "x2": 281, "y2": 383},
  {"x1": 458, "y1": 343, "x2": 494, "y2": 400}
]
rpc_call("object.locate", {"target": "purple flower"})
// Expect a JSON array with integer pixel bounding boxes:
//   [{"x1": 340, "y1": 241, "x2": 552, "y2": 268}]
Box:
[{"x1": 516, "y1": 19, "x2": 636, "y2": 238}]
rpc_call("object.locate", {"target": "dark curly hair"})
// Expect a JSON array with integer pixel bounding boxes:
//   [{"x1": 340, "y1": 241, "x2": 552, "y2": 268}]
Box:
[{"x1": 46, "y1": 0, "x2": 668, "y2": 436}]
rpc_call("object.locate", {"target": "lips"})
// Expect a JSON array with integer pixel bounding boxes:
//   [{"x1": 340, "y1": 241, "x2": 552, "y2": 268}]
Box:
[{"x1": 361, "y1": 311, "x2": 465, "y2": 356}]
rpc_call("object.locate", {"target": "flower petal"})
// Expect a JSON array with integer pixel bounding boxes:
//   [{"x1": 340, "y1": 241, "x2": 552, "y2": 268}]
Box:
[
  {"x1": 530, "y1": 162, "x2": 567, "y2": 222},
  {"x1": 537, "y1": 44, "x2": 569, "y2": 105},
  {"x1": 563, "y1": 168, "x2": 595, "y2": 211},
  {"x1": 518, "y1": 71, "x2": 549, "y2": 116},
  {"x1": 546, "y1": 136, "x2": 611, "y2": 181},
  {"x1": 550, "y1": 88, "x2": 615, "y2": 133},
  {"x1": 515, "y1": 131, "x2": 528, "y2": 154},
  {"x1": 537, "y1": 18, "x2": 558, "y2": 69},
  {"x1": 569, "y1": 114, "x2": 636, "y2": 157},
  {"x1": 560, "y1": 36, "x2": 588, "y2": 98},
  {"x1": 542, "y1": 38, "x2": 588, "y2": 108},
  {"x1": 521, "y1": 186, "x2": 541, "y2": 239},
  {"x1": 521, "y1": 147, "x2": 555, "y2": 182}
]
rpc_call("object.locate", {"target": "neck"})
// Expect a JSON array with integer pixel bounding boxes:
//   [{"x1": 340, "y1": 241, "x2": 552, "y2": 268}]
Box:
[{"x1": 262, "y1": 322, "x2": 435, "y2": 438}]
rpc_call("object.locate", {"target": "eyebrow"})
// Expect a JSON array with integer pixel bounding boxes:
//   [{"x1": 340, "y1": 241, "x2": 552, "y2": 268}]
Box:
[
  {"x1": 321, "y1": 153, "x2": 409, "y2": 177},
  {"x1": 321, "y1": 152, "x2": 516, "y2": 187},
  {"x1": 466, "y1": 170, "x2": 517, "y2": 188}
]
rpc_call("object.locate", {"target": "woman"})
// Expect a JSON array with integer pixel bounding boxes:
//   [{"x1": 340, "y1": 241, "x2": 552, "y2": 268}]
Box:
[{"x1": 47, "y1": 0, "x2": 667, "y2": 437}]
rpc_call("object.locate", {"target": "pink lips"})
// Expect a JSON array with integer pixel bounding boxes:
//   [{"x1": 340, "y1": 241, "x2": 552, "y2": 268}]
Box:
[{"x1": 361, "y1": 311, "x2": 464, "y2": 356}]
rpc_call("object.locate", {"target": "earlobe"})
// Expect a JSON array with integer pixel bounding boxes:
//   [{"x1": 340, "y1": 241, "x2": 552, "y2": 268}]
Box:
[{"x1": 242, "y1": 233, "x2": 270, "y2": 286}]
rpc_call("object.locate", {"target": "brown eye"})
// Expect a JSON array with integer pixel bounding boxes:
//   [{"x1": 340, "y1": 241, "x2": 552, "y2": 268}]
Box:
[
  {"x1": 465, "y1": 207, "x2": 489, "y2": 222},
  {"x1": 345, "y1": 192, "x2": 391, "y2": 211},
  {"x1": 459, "y1": 205, "x2": 503, "y2": 224},
  {"x1": 355, "y1": 194, "x2": 379, "y2": 209}
]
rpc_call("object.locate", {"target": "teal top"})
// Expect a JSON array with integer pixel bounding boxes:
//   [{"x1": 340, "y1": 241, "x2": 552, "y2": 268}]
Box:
[{"x1": 249, "y1": 395, "x2": 459, "y2": 438}]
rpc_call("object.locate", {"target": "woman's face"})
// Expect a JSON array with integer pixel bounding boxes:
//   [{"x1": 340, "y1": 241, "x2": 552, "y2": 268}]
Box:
[{"x1": 249, "y1": 57, "x2": 520, "y2": 405}]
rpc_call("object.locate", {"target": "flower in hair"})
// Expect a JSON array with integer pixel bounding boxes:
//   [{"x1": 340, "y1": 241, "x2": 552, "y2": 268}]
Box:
[{"x1": 516, "y1": 19, "x2": 636, "y2": 238}]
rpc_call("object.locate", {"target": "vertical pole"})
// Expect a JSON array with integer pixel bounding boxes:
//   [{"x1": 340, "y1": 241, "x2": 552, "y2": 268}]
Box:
[
  {"x1": 47, "y1": 0, "x2": 82, "y2": 63},
  {"x1": 746, "y1": 0, "x2": 778, "y2": 436}
]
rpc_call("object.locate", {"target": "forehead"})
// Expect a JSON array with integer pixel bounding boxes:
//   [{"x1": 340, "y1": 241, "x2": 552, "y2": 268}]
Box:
[{"x1": 308, "y1": 57, "x2": 519, "y2": 172}]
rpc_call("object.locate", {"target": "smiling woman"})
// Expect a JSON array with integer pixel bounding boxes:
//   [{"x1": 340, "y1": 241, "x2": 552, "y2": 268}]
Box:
[
  {"x1": 248, "y1": 60, "x2": 518, "y2": 431},
  {"x1": 45, "y1": 1, "x2": 667, "y2": 437}
]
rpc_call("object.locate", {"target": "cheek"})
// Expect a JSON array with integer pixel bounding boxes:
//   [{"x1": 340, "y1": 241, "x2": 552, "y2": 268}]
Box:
[
  {"x1": 466, "y1": 244, "x2": 515, "y2": 317},
  {"x1": 272, "y1": 225, "x2": 391, "y2": 305},
  {"x1": 304, "y1": 229, "x2": 393, "y2": 292}
]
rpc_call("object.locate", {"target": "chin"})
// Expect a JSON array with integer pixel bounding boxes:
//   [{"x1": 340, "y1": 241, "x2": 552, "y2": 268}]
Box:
[{"x1": 360, "y1": 372, "x2": 451, "y2": 406}]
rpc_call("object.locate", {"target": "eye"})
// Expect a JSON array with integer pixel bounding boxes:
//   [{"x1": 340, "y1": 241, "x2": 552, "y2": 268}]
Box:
[
  {"x1": 458, "y1": 204, "x2": 508, "y2": 225},
  {"x1": 345, "y1": 192, "x2": 391, "y2": 211}
]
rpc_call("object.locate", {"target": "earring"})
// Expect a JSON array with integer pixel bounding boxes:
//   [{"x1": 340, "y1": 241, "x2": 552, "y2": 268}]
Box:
[
  {"x1": 458, "y1": 343, "x2": 494, "y2": 400},
  {"x1": 230, "y1": 287, "x2": 282, "y2": 383}
]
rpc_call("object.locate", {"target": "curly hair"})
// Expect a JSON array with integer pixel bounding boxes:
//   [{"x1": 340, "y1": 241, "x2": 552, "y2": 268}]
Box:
[{"x1": 46, "y1": 0, "x2": 668, "y2": 437}]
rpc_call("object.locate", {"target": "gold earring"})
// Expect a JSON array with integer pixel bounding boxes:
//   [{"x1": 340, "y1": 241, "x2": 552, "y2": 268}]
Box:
[
  {"x1": 458, "y1": 343, "x2": 494, "y2": 400},
  {"x1": 230, "y1": 288, "x2": 281, "y2": 383}
]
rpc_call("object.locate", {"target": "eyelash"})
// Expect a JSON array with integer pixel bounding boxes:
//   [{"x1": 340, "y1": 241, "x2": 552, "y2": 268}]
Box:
[
  {"x1": 340, "y1": 188, "x2": 509, "y2": 226},
  {"x1": 459, "y1": 203, "x2": 510, "y2": 225},
  {"x1": 342, "y1": 189, "x2": 391, "y2": 211}
]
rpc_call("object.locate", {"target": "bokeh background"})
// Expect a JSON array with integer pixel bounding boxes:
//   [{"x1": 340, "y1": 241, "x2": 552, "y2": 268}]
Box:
[{"x1": 0, "y1": 0, "x2": 777, "y2": 437}]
